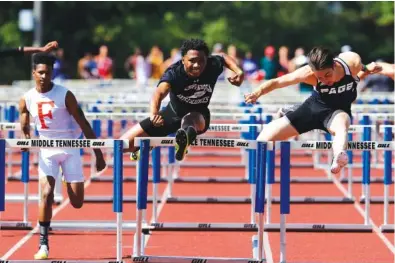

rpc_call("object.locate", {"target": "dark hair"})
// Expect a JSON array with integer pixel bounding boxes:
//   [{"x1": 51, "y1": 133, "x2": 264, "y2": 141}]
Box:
[
  {"x1": 307, "y1": 47, "x2": 334, "y2": 71},
  {"x1": 32, "y1": 52, "x2": 56, "y2": 69},
  {"x1": 180, "y1": 38, "x2": 209, "y2": 57}
]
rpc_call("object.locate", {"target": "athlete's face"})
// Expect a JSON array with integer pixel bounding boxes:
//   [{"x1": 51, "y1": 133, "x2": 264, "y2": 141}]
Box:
[
  {"x1": 313, "y1": 65, "x2": 335, "y2": 86},
  {"x1": 182, "y1": 50, "x2": 207, "y2": 78},
  {"x1": 33, "y1": 64, "x2": 52, "y2": 90}
]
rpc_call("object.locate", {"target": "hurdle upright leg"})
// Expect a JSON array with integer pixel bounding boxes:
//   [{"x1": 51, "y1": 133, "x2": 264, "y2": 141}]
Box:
[
  {"x1": 280, "y1": 142, "x2": 291, "y2": 263},
  {"x1": 266, "y1": 143, "x2": 275, "y2": 224},
  {"x1": 254, "y1": 141, "x2": 267, "y2": 261},
  {"x1": 383, "y1": 126, "x2": 392, "y2": 226},
  {"x1": 362, "y1": 117, "x2": 371, "y2": 225},
  {"x1": 134, "y1": 139, "x2": 150, "y2": 257},
  {"x1": 21, "y1": 151, "x2": 29, "y2": 224},
  {"x1": 347, "y1": 133, "x2": 353, "y2": 198},
  {"x1": 152, "y1": 147, "x2": 161, "y2": 223},
  {"x1": 248, "y1": 145, "x2": 257, "y2": 224},
  {"x1": 113, "y1": 140, "x2": 123, "y2": 261},
  {"x1": 167, "y1": 145, "x2": 175, "y2": 198}
]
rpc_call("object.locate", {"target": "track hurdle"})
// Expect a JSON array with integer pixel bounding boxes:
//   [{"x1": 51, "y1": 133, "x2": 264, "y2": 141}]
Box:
[
  {"x1": 85, "y1": 124, "x2": 361, "y2": 207},
  {"x1": 363, "y1": 125, "x2": 394, "y2": 204},
  {"x1": 1, "y1": 122, "x2": 64, "y2": 204},
  {"x1": 269, "y1": 140, "x2": 395, "y2": 235},
  {"x1": 132, "y1": 136, "x2": 268, "y2": 263},
  {"x1": 378, "y1": 125, "x2": 394, "y2": 233},
  {"x1": 0, "y1": 138, "x2": 135, "y2": 256}
]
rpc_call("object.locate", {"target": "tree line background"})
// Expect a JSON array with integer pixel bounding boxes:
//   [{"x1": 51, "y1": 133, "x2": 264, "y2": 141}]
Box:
[{"x1": 0, "y1": 1, "x2": 393, "y2": 84}]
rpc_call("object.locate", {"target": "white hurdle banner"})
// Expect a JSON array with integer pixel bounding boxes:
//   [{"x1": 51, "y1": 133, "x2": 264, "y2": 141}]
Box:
[
  {"x1": 283, "y1": 140, "x2": 394, "y2": 151},
  {"x1": 5, "y1": 138, "x2": 128, "y2": 149},
  {"x1": 136, "y1": 137, "x2": 258, "y2": 149}
]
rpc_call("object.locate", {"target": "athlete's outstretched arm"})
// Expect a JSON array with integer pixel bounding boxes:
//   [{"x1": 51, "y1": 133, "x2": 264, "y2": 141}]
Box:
[
  {"x1": 377, "y1": 62, "x2": 395, "y2": 80},
  {"x1": 244, "y1": 65, "x2": 316, "y2": 104},
  {"x1": 222, "y1": 54, "x2": 244, "y2": 86},
  {"x1": 0, "y1": 41, "x2": 58, "y2": 58},
  {"x1": 358, "y1": 62, "x2": 394, "y2": 80}
]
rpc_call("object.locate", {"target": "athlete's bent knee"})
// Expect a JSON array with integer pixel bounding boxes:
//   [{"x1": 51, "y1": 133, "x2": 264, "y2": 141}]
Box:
[
  {"x1": 70, "y1": 199, "x2": 83, "y2": 209},
  {"x1": 41, "y1": 183, "x2": 54, "y2": 204}
]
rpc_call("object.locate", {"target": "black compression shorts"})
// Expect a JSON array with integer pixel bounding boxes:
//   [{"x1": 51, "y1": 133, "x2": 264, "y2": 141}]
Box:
[{"x1": 139, "y1": 103, "x2": 211, "y2": 137}]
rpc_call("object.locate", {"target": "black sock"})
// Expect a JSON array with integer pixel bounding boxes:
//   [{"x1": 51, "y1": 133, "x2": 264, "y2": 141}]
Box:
[
  {"x1": 39, "y1": 221, "x2": 50, "y2": 248},
  {"x1": 185, "y1": 126, "x2": 197, "y2": 143}
]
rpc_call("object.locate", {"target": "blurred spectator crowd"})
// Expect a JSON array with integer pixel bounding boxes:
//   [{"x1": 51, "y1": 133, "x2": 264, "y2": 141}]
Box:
[{"x1": 52, "y1": 43, "x2": 393, "y2": 93}]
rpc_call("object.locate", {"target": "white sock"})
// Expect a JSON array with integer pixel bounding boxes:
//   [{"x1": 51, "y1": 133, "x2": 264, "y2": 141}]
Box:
[{"x1": 332, "y1": 129, "x2": 348, "y2": 156}]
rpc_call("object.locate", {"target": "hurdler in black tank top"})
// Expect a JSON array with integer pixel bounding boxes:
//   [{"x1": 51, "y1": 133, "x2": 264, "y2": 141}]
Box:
[
  {"x1": 157, "y1": 55, "x2": 225, "y2": 117},
  {"x1": 312, "y1": 57, "x2": 359, "y2": 111}
]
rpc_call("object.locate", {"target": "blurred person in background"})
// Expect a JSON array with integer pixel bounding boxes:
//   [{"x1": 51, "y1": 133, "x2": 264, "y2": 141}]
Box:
[
  {"x1": 95, "y1": 45, "x2": 113, "y2": 79},
  {"x1": 277, "y1": 46, "x2": 289, "y2": 77},
  {"x1": 226, "y1": 44, "x2": 241, "y2": 79},
  {"x1": 78, "y1": 52, "x2": 99, "y2": 79},
  {"x1": 52, "y1": 48, "x2": 69, "y2": 81},
  {"x1": 242, "y1": 51, "x2": 258, "y2": 78},
  {"x1": 0, "y1": 41, "x2": 58, "y2": 58},
  {"x1": 288, "y1": 47, "x2": 307, "y2": 72},
  {"x1": 161, "y1": 48, "x2": 182, "y2": 73},
  {"x1": 134, "y1": 49, "x2": 151, "y2": 87},
  {"x1": 341, "y1": 45, "x2": 352, "y2": 54},
  {"x1": 260, "y1": 45, "x2": 279, "y2": 80},
  {"x1": 147, "y1": 45, "x2": 164, "y2": 79},
  {"x1": 124, "y1": 47, "x2": 142, "y2": 79},
  {"x1": 289, "y1": 47, "x2": 313, "y2": 93},
  {"x1": 212, "y1": 43, "x2": 225, "y2": 81}
]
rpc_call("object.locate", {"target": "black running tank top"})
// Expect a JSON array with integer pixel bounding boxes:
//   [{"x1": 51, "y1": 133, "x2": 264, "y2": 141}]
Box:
[{"x1": 312, "y1": 58, "x2": 359, "y2": 110}]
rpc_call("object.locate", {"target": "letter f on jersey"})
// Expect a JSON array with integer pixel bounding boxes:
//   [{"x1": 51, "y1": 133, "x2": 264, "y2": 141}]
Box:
[{"x1": 37, "y1": 101, "x2": 55, "y2": 129}]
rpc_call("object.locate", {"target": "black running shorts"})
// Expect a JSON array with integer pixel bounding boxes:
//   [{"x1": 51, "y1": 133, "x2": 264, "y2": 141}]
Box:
[
  {"x1": 285, "y1": 96, "x2": 352, "y2": 134},
  {"x1": 139, "y1": 103, "x2": 211, "y2": 137}
]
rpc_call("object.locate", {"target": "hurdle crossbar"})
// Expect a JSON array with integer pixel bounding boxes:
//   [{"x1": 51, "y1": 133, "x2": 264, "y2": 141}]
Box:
[
  {"x1": 142, "y1": 222, "x2": 373, "y2": 233},
  {"x1": 83, "y1": 195, "x2": 354, "y2": 204},
  {"x1": 131, "y1": 256, "x2": 266, "y2": 263}
]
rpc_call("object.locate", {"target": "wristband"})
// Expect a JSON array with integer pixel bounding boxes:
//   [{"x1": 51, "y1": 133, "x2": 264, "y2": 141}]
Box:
[{"x1": 361, "y1": 64, "x2": 368, "y2": 72}]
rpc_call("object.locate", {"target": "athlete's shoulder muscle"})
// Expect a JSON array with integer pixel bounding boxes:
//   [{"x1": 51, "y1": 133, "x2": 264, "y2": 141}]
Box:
[{"x1": 338, "y1": 52, "x2": 362, "y2": 76}]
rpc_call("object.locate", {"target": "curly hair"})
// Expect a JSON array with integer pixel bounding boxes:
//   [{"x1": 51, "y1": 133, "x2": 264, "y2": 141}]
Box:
[
  {"x1": 180, "y1": 38, "x2": 209, "y2": 57},
  {"x1": 32, "y1": 52, "x2": 56, "y2": 69}
]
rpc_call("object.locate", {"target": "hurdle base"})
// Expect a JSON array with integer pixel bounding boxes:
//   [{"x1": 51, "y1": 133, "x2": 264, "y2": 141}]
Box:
[
  {"x1": 143, "y1": 222, "x2": 373, "y2": 233},
  {"x1": 340, "y1": 177, "x2": 387, "y2": 184},
  {"x1": 5, "y1": 194, "x2": 63, "y2": 204},
  {"x1": 87, "y1": 176, "x2": 341, "y2": 184},
  {"x1": 380, "y1": 224, "x2": 394, "y2": 233},
  {"x1": 274, "y1": 177, "x2": 333, "y2": 184},
  {"x1": 359, "y1": 196, "x2": 394, "y2": 204},
  {"x1": 0, "y1": 221, "x2": 33, "y2": 230},
  {"x1": 131, "y1": 255, "x2": 265, "y2": 263}
]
